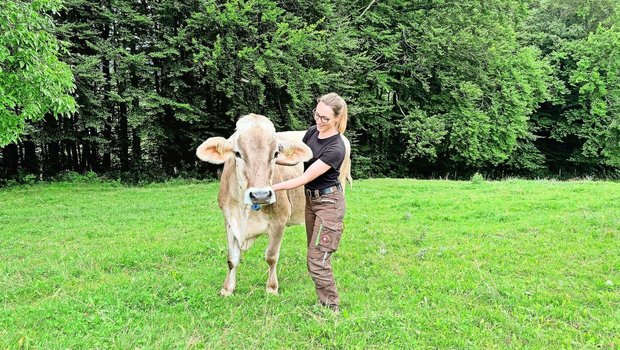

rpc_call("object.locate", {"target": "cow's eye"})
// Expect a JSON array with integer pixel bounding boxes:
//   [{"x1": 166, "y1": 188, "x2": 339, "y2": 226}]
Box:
[
  {"x1": 273, "y1": 151, "x2": 279, "y2": 159},
  {"x1": 235, "y1": 151, "x2": 242, "y2": 159}
]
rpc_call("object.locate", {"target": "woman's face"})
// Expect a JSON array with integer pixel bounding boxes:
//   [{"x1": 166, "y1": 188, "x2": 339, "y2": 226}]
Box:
[{"x1": 313, "y1": 101, "x2": 337, "y2": 133}]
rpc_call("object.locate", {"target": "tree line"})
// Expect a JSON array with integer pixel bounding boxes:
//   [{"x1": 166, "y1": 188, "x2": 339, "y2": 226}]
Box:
[{"x1": 1, "y1": 0, "x2": 619, "y2": 184}]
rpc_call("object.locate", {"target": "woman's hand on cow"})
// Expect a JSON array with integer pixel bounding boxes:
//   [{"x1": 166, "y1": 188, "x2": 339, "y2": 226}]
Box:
[{"x1": 273, "y1": 159, "x2": 331, "y2": 191}]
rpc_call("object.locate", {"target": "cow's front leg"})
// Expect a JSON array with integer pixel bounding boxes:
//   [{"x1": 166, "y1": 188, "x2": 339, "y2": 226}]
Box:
[
  {"x1": 221, "y1": 230, "x2": 241, "y2": 297},
  {"x1": 265, "y1": 225, "x2": 285, "y2": 295}
]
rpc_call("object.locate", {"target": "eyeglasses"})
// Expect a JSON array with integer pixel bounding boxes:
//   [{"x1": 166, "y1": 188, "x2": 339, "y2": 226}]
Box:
[{"x1": 312, "y1": 108, "x2": 331, "y2": 123}]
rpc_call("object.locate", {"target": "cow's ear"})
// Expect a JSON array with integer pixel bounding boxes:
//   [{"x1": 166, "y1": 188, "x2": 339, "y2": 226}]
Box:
[
  {"x1": 275, "y1": 140, "x2": 312, "y2": 166},
  {"x1": 196, "y1": 137, "x2": 233, "y2": 164}
]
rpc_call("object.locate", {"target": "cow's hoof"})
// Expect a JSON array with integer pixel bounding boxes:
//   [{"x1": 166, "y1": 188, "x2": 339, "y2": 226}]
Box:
[
  {"x1": 220, "y1": 288, "x2": 234, "y2": 297},
  {"x1": 266, "y1": 286, "x2": 279, "y2": 295}
]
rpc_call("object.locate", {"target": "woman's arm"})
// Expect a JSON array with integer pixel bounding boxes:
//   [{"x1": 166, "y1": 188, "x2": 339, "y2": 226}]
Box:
[{"x1": 272, "y1": 160, "x2": 331, "y2": 191}]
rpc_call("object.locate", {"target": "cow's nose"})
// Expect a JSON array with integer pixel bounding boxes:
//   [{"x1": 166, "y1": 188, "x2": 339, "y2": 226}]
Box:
[{"x1": 249, "y1": 189, "x2": 273, "y2": 204}]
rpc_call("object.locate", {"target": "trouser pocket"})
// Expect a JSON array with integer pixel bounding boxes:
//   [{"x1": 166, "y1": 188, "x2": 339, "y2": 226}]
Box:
[{"x1": 316, "y1": 222, "x2": 343, "y2": 253}]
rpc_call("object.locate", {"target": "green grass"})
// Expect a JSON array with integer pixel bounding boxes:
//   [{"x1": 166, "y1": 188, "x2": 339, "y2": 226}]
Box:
[{"x1": 1, "y1": 178, "x2": 619, "y2": 349}]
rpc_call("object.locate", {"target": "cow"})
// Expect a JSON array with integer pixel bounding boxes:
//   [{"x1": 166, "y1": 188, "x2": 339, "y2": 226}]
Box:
[{"x1": 196, "y1": 113, "x2": 351, "y2": 296}]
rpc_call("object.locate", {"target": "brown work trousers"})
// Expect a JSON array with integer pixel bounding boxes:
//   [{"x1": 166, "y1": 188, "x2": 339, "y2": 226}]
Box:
[{"x1": 305, "y1": 190, "x2": 346, "y2": 307}]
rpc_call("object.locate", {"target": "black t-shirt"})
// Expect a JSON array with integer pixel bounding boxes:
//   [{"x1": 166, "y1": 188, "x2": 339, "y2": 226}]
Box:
[{"x1": 303, "y1": 126, "x2": 346, "y2": 190}]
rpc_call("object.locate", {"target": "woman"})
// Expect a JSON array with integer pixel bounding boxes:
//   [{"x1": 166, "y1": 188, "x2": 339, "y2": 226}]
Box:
[{"x1": 272, "y1": 92, "x2": 348, "y2": 312}]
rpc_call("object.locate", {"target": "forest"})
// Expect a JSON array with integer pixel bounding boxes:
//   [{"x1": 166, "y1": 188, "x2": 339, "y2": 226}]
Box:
[{"x1": 1, "y1": 0, "x2": 619, "y2": 183}]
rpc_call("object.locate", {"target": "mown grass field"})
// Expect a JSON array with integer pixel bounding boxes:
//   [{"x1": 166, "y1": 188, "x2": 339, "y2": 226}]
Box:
[{"x1": 1, "y1": 178, "x2": 619, "y2": 349}]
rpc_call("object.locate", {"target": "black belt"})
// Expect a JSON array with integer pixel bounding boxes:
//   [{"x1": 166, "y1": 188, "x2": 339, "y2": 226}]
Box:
[{"x1": 305, "y1": 184, "x2": 342, "y2": 198}]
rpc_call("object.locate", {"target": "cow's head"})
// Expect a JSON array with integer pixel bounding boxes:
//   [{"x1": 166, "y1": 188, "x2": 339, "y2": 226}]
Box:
[{"x1": 196, "y1": 114, "x2": 312, "y2": 205}]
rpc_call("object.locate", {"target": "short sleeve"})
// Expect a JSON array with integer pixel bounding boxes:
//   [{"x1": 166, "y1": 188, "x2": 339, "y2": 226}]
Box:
[{"x1": 319, "y1": 143, "x2": 345, "y2": 170}]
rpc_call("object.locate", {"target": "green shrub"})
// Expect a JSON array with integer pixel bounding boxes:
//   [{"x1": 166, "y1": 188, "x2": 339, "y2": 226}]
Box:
[{"x1": 471, "y1": 172, "x2": 485, "y2": 184}]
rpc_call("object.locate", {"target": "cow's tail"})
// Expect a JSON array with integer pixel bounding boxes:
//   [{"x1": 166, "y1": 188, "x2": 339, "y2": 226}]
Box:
[
  {"x1": 340, "y1": 134, "x2": 353, "y2": 192},
  {"x1": 341, "y1": 143, "x2": 353, "y2": 191},
  {"x1": 342, "y1": 158, "x2": 353, "y2": 189}
]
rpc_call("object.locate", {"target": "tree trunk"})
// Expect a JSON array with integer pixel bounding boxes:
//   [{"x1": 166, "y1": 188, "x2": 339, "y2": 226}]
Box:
[
  {"x1": 161, "y1": 105, "x2": 176, "y2": 175},
  {"x1": 82, "y1": 137, "x2": 90, "y2": 170},
  {"x1": 130, "y1": 45, "x2": 142, "y2": 170},
  {"x1": 118, "y1": 94, "x2": 129, "y2": 172},
  {"x1": 22, "y1": 139, "x2": 38, "y2": 175},
  {"x1": 86, "y1": 127, "x2": 99, "y2": 172},
  {"x1": 1, "y1": 144, "x2": 19, "y2": 178},
  {"x1": 132, "y1": 127, "x2": 141, "y2": 167},
  {"x1": 72, "y1": 140, "x2": 80, "y2": 171},
  {"x1": 45, "y1": 116, "x2": 61, "y2": 176},
  {"x1": 60, "y1": 141, "x2": 68, "y2": 171},
  {"x1": 102, "y1": 119, "x2": 112, "y2": 171},
  {"x1": 101, "y1": 20, "x2": 112, "y2": 172}
]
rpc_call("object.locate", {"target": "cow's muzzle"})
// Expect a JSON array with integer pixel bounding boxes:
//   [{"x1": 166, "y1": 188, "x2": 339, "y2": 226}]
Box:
[{"x1": 244, "y1": 187, "x2": 275, "y2": 205}]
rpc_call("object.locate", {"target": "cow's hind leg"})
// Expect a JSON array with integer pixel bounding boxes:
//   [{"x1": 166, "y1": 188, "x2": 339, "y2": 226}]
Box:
[
  {"x1": 221, "y1": 233, "x2": 241, "y2": 297},
  {"x1": 265, "y1": 227, "x2": 284, "y2": 295}
]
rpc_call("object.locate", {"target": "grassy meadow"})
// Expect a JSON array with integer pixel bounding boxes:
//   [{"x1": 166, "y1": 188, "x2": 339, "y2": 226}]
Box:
[{"x1": 0, "y1": 178, "x2": 619, "y2": 349}]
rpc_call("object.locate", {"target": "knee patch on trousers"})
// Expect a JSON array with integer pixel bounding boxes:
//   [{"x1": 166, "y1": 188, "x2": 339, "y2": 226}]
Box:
[{"x1": 307, "y1": 253, "x2": 334, "y2": 287}]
